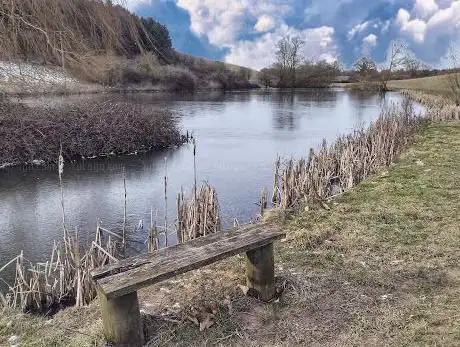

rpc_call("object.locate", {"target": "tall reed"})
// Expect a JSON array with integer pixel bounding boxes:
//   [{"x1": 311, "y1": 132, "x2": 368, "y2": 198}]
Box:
[
  {"x1": 273, "y1": 99, "x2": 419, "y2": 209},
  {"x1": 0, "y1": 228, "x2": 118, "y2": 313},
  {"x1": 177, "y1": 184, "x2": 222, "y2": 242},
  {"x1": 400, "y1": 90, "x2": 460, "y2": 121}
]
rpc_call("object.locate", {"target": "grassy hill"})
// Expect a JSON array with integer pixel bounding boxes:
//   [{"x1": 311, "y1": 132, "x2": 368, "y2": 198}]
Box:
[
  {"x1": 0, "y1": 0, "x2": 258, "y2": 95},
  {"x1": 388, "y1": 73, "x2": 459, "y2": 96}
]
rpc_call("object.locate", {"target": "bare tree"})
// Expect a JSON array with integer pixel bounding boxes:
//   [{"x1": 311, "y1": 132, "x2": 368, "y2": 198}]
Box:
[
  {"x1": 275, "y1": 36, "x2": 304, "y2": 87},
  {"x1": 353, "y1": 56, "x2": 377, "y2": 80},
  {"x1": 447, "y1": 47, "x2": 460, "y2": 105},
  {"x1": 259, "y1": 68, "x2": 272, "y2": 88},
  {"x1": 381, "y1": 40, "x2": 406, "y2": 91}
]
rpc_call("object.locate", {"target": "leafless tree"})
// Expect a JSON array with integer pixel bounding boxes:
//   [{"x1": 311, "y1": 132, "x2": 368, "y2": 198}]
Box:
[
  {"x1": 381, "y1": 40, "x2": 406, "y2": 90},
  {"x1": 353, "y1": 56, "x2": 377, "y2": 80},
  {"x1": 275, "y1": 36, "x2": 304, "y2": 87},
  {"x1": 447, "y1": 47, "x2": 460, "y2": 105}
]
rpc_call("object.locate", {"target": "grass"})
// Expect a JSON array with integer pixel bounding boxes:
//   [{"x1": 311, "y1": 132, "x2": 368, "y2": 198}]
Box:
[
  {"x1": 388, "y1": 73, "x2": 460, "y2": 97},
  {"x1": 2, "y1": 120, "x2": 459, "y2": 346}
]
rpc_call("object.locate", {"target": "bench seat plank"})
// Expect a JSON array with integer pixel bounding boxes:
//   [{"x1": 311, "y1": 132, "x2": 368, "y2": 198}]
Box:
[{"x1": 92, "y1": 224, "x2": 285, "y2": 300}]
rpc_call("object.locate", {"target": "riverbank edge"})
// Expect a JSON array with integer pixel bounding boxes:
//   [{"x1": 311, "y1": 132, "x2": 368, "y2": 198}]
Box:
[
  {"x1": 0, "y1": 93, "x2": 460, "y2": 346},
  {"x1": 0, "y1": 115, "x2": 460, "y2": 346},
  {"x1": 1, "y1": 91, "x2": 459, "y2": 345}
]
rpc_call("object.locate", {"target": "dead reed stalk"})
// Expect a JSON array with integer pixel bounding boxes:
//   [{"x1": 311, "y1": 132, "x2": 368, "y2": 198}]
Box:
[
  {"x1": 274, "y1": 100, "x2": 419, "y2": 209},
  {"x1": 0, "y1": 229, "x2": 118, "y2": 313},
  {"x1": 400, "y1": 90, "x2": 460, "y2": 121},
  {"x1": 177, "y1": 184, "x2": 222, "y2": 242}
]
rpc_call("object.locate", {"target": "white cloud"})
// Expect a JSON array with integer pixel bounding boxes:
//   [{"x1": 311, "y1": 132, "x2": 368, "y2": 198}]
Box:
[
  {"x1": 395, "y1": 0, "x2": 460, "y2": 45},
  {"x1": 396, "y1": 8, "x2": 427, "y2": 43},
  {"x1": 381, "y1": 20, "x2": 391, "y2": 34},
  {"x1": 363, "y1": 34, "x2": 378, "y2": 47},
  {"x1": 347, "y1": 21, "x2": 370, "y2": 40},
  {"x1": 225, "y1": 25, "x2": 337, "y2": 70},
  {"x1": 426, "y1": 0, "x2": 460, "y2": 38},
  {"x1": 114, "y1": 0, "x2": 150, "y2": 10},
  {"x1": 177, "y1": 0, "x2": 247, "y2": 46},
  {"x1": 414, "y1": 0, "x2": 438, "y2": 19},
  {"x1": 177, "y1": 0, "x2": 292, "y2": 47},
  {"x1": 254, "y1": 15, "x2": 276, "y2": 33}
]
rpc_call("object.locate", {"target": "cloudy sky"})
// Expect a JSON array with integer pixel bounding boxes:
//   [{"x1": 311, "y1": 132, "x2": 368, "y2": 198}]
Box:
[{"x1": 124, "y1": 0, "x2": 460, "y2": 70}]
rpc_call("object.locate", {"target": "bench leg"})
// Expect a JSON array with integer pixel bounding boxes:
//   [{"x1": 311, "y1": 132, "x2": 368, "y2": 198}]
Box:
[
  {"x1": 245, "y1": 242, "x2": 275, "y2": 302},
  {"x1": 97, "y1": 288, "x2": 144, "y2": 347}
]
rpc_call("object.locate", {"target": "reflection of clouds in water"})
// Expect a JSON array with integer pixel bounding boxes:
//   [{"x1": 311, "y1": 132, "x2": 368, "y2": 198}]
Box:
[{"x1": 0, "y1": 89, "x2": 406, "y2": 269}]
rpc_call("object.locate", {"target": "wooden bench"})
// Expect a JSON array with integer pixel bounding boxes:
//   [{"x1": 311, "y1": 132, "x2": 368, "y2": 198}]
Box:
[{"x1": 91, "y1": 223, "x2": 285, "y2": 346}]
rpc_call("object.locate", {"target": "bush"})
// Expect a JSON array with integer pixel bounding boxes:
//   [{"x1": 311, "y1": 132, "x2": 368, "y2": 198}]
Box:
[{"x1": 0, "y1": 99, "x2": 186, "y2": 166}]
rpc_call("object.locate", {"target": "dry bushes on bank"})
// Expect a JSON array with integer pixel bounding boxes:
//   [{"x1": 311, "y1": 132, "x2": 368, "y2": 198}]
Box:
[
  {"x1": 0, "y1": 99, "x2": 185, "y2": 166},
  {"x1": 76, "y1": 54, "x2": 198, "y2": 91},
  {"x1": 401, "y1": 90, "x2": 460, "y2": 121}
]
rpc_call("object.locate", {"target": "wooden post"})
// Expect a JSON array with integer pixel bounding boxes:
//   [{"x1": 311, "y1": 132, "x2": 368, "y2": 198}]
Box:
[
  {"x1": 97, "y1": 288, "x2": 144, "y2": 347},
  {"x1": 245, "y1": 242, "x2": 275, "y2": 301}
]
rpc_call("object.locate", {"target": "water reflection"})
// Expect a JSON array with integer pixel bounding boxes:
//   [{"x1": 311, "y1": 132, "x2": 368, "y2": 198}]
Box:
[{"x1": 1, "y1": 89, "x2": 404, "y2": 269}]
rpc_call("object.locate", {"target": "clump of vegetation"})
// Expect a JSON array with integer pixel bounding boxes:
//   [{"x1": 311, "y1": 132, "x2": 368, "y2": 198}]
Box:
[
  {"x1": 177, "y1": 184, "x2": 222, "y2": 243},
  {"x1": 0, "y1": 99, "x2": 185, "y2": 166},
  {"x1": 0, "y1": 228, "x2": 119, "y2": 314},
  {"x1": 273, "y1": 99, "x2": 420, "y2": 208}
]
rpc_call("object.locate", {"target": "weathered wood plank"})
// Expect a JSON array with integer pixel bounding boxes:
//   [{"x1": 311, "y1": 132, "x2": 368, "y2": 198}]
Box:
[
  {"x1": 91, "y1": 223, "x2": 278, "y2": 280},
  {"x1": 92, "y1": 224, "x2": 285, "y2": 300}
]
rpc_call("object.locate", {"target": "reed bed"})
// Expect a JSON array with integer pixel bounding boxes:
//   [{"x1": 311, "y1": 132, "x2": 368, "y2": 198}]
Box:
[
  {"x1": 400, "y1": 90, "x2": 460, "y2": 121},
  {"x1": 273, "y1": 100, "x2": 419, "y2": 209},
  {"x1": 177, "y1": 184, "x2": 222, "y2": 243},
  {"x1": 0, "y1": 99, "x2": 186, "y2": 166},
  {"x1": 0, "y1": 227, "x2": 119, "y2": 314}
]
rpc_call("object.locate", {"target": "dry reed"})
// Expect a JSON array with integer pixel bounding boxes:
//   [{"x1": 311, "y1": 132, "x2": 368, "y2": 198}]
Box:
[
  {"x1": 274, "y1": 99, "x2": 420, "y2": 209},
  {"x1": 0, "y1": 227, "x2": 119, "y2": 314},
  {"x1": 400, "y1": 90, "x2": 460, "y2": 121},
  {"x1": 177, "y1": 184, "x2": 222, "y2": 242}
]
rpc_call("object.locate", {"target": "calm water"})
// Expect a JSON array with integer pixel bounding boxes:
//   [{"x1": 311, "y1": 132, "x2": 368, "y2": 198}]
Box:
[{"x1": 0, "y1": 88, "x2": 404, "y2": 268}]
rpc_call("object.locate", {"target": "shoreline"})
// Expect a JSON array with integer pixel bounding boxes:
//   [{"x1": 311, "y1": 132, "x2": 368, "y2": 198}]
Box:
[
  {"x1": 1, "y1": 93, "x2": 459, "y2": 346},
  {"x1": 1, "y1": 88, "x2": 459, "y2": 346}
]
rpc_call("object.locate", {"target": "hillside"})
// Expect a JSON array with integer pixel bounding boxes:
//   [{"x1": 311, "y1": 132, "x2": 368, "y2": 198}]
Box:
[
  {"x1": 0, "y1": 0, "x2": 258, "y2": 95},
  {"x1": 388, "y1": 73, "x2": 460, "y2": 96}
]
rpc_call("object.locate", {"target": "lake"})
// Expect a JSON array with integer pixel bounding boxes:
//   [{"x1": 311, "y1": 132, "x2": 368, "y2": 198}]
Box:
[{"x1": 0, "y1": 88, "x2": 406, "y2": 268}]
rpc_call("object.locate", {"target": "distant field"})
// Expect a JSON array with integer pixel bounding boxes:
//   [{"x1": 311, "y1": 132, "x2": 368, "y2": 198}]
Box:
[{"x1": 388, "y1": 73, "x2": 459, "y2": 96}]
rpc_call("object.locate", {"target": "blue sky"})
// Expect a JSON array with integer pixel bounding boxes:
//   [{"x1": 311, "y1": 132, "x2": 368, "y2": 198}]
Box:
[{"x1": 123, "y1": 0, "x2": 460, "y2": 70}]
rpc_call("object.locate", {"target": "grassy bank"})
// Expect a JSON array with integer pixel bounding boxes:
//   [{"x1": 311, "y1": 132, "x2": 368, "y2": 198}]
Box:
[
  {"x1": 387, "y1": 73, "x2": 459, "y2": 97},
  {"x1": 1, "y1": 118, "x2": 458, "y2": 345}
]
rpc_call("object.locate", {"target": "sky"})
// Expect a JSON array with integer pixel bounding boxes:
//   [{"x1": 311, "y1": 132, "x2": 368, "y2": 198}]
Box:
[{"x1": 122, "y1": 0, "x2": 460, "y2": 70}]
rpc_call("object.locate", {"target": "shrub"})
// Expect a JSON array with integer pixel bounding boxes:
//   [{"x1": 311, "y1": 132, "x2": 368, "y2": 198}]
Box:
[{"x1": 0, "y1": 99, "x2": 186, "y2": 166}]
